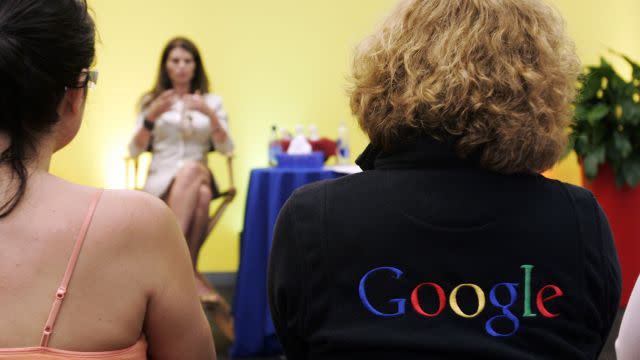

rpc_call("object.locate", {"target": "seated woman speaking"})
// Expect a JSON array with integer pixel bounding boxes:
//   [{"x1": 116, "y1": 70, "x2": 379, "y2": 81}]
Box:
[
  {"x1": 268, "y1": 0, "x2": 621, "y2": 359},
  {"x1": 128, "y1": 37, "x2": 233, "y2": 303}
]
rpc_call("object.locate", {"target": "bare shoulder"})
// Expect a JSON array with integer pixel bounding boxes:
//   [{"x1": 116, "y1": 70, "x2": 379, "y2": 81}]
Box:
[
  {"x1": 42, "y1": 179, "x2": 185, "y2": 261},
  {"x1": 99, "y1": 189, "x2": 170, "y2": 221},
  {"x1": 95, "y1": 189, "x2": 181, "y2": 247},
  {"x1": 82, "y1": 188, "x2": 186, "y2": 291},
  {"x1": 42, "y1": 178, "x2": 174, "y2": 237}
]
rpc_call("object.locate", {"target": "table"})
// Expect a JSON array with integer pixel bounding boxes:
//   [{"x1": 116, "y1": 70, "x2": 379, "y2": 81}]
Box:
[{"x1": 231, "y1": 167, "x2": 342, "y2": 357}]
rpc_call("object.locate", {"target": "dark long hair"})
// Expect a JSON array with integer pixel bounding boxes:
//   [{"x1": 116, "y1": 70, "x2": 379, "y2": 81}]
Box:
[
  {"x1": 141, "y1": 37, "x2": 210, "y2": 110},
  {"x1": 0, "y1": 0, "x2": 96, "y2": 218}
]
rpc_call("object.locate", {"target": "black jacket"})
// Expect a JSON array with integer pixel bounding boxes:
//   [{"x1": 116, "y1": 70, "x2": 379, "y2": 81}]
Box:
[{"x1": 268, "y1": 136, "x2": 621, "y2": 360}]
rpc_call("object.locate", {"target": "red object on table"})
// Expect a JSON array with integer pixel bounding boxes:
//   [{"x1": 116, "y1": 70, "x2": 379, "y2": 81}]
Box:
[
  {"x1": 279, "y1": 138, "x2": 337, "y2": 162},
  {"x1": 582, "y1": 163, "x2": 640, "y2": 306}
]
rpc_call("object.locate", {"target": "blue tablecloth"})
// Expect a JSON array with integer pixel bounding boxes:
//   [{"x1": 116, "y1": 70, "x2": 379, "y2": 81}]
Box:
[{"x1": 231, "y1": 168, "x2": 341, "y2": 357}]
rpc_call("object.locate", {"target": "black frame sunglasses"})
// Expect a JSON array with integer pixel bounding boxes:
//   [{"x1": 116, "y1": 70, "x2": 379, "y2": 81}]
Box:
[{"x1": 67, "y1": 70, "x2": 98, "y2": 90}]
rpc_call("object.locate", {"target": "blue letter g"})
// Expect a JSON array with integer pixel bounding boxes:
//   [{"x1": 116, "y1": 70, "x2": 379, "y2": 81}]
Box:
[
  {"x1": 358, "y1": 267, "x2": 405, "y2": 317},
  {"x1": 486, "y1": 282, "x2": 520, "y2": 337}
]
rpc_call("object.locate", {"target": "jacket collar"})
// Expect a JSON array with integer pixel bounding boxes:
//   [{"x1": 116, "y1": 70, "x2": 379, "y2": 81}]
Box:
[{"x1": 356, "y1": 135, "x2": 479, "y2": 171}]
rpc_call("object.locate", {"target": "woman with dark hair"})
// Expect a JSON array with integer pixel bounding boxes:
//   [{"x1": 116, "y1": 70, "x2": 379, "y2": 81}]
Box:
[
  {"x1": 128, "y1": 36, "x2": 234, "y2": 336},
  {"x1": 0, "y1": 1, "x2": 215, "y2": 358},
  {"x1": 268, "y1": 0, "x2": 621, "y2": 359}
]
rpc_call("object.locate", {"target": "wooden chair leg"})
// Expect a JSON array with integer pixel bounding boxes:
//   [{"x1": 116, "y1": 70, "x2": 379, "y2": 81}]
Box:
[
  {"x1": 207, "y1": 189, "x2": 236, "y2": 235},
  {"x1": 199, "y1": 188, "x2": 236, "y2": 342},
  {"x1": 198, "y1": 273, "x2": 235, "y2": 343}
]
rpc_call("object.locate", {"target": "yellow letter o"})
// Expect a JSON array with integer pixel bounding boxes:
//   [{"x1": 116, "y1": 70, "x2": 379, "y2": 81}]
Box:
[{"x1": 449, "y1": 284, "x2": 485, "y2": 318}]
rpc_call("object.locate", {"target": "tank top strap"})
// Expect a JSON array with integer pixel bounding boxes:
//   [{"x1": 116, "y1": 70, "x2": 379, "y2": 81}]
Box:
[{"x1": 40, "y1": 189, "x2": 104, "y2": 347}]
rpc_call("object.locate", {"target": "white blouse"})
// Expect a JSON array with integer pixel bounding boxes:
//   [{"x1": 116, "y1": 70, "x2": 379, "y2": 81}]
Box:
[{"x1": 128, "y1": 94, "x2": 234, "y2": 197}]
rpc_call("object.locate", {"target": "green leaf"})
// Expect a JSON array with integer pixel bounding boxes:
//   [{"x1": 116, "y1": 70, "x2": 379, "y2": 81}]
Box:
[
  {"x1": 582, "y1": 145, "x2": 606, "y2": 178},
  {"x1": 573, "y1": 133, "x2": 590, "y2": 155},
  {"x1": 621, "y1": 99, "x2": 640, "y2": 125},
  {"x1": 613, "y1": 131, "x2": 633, "y2": 158},
  {"x1": 594, "y1": 144, "x2": 607, "y2": 163},
  {"x1": 607, "y1": 142, "x2": 624, "y2": 163},
  {"x1": 586, "y1": 58, "x2": 614, "y2": 76},
  {"x1": 586, "y1": 103, "x2": 610, "y2": 125},
  {"x1": 574, "y1": 104, "x2": 588, "y2": 123},
  {"x1": 610, "y1": 74, "x2": 635, "y2": 97},
  {"x1": 591, "y1": 121, "x2": 608, "y2": 144},
  {"x1": 579, "y1": 72, "x2": 602, "y2": 101},
  {"x1": 622, "y1": 157, "x2": 640, "y2": 187}
]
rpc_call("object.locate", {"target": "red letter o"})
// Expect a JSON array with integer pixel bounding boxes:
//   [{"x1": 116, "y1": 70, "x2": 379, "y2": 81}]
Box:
[{"x1": 411, "y1": 282, "x2": 446, "y2": 317}]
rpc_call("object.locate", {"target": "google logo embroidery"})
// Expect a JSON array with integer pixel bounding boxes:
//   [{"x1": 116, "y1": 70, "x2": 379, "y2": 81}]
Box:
[{"x1": 358, "y1": 265, "x2": 563, "y2": 337}]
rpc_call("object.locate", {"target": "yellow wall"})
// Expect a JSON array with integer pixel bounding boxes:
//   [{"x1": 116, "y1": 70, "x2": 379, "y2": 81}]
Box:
[{"x1": 51, "y1": 0, "x2": 640, "y2": 271}]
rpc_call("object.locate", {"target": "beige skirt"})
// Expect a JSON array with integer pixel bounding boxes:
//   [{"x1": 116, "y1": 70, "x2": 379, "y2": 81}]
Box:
[{"x1": 144, "y1": 163, "x2": 220, "y2": 200}]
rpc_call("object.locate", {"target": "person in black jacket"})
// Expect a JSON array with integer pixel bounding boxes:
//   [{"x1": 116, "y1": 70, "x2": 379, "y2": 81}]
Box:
[{"x1": 268, "y1": 0, "x2": 621, "y2": 359}]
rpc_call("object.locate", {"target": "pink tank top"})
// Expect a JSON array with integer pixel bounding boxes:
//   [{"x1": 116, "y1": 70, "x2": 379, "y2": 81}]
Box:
[{"x1": 0, "y1": 190, "x2": 148, "y2": 359}]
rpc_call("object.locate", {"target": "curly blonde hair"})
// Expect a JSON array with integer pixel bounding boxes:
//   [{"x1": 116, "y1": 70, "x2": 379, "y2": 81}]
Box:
[{"x1": 350, "y1": 0, "x2": 580, "y2": 174}]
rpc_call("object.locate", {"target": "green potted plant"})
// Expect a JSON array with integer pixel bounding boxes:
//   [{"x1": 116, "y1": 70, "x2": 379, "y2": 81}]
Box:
[
  {"x1": 569, "y1": 53, "x2": 640, "y2": 306},
  {"x1": 572, "y1": 54, "x2": 640, "y2": 185}
]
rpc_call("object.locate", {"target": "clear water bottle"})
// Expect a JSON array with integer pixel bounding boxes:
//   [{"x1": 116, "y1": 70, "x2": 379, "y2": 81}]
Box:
[
  {"x1": 308, "y1": 124, "x2": 320, "y2": 141},
  {"x1": 336, "y1": 122, "x2": 350, "y2": 165},
  {"x1": 268, "y1": 125, "x2": 282, "y2": 166}
]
